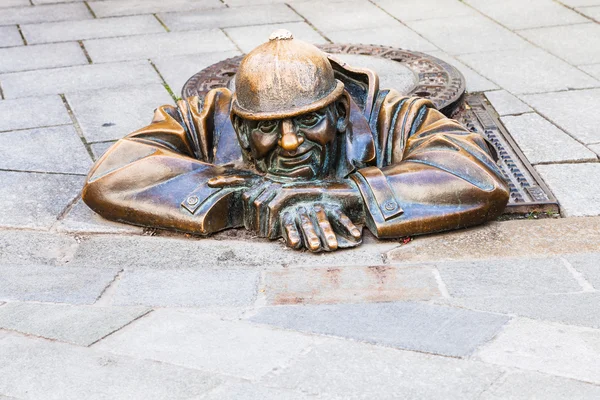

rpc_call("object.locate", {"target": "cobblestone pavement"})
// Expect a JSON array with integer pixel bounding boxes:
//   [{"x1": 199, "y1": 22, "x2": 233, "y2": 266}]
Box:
[{"x1": 1, "y1": 0, "x2": 600, "y2": 398}]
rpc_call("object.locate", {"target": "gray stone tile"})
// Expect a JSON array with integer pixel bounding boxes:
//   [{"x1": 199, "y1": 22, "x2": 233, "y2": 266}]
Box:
[
  {"x1": 485, "y1": 90, "x2": 532, "y2": 115},
  {"x1": 89, "y1": 0, "x2": 224, "y2": 18},
  {"x1": 84, "y1": 30, "x2": 236, "y2": 63},
  {"x1": 21, "y1": 15, "x2": 165, "y2": 45},
  {"x1": 500, "y1": 113, "x2": 597, "y2": 164},
  {"x1": 564, "y1": 253, "x2": 600, "y2": 288},
  {"x1": 521, "y1": 23, "x2": 600, "y2": 66},
  {"x1": 56, "y1": 198, "x2": 143, "y2": 234},
  {"x1": 265, "y1": 265, "x2": 440, "y2": 305},
  {"x1": 374, "y1": 0, "x2": 476, "y2": 21},
  {"x1": 0, "y1": 171, "x2": 83, "y2": 229},
  {"x1": 466, "y1": 0, "x2": 587, "y2": 30},
  {"x1": 577, "y1": 5, "x2": 600, "y2": 19},
  {"x1": 292, "y1": 0, "x2": 399, "y2": 33},
  {"x1": 590, "y1": 143, "x2": 600, "y2": 155},
  {"x1": 459, "y1": 48, "x2": 599, "y2": 94},
  {"x1": 250, "y1": 302, "x2": 510, "y2": 357},
  {"x1": 70, "y1": 234, "x2": 391, "y2": 269},
  {"x1": 159, "y1": 4, "x2": 301, "y2": 31},
  {"x1": 0, "y1": 26, "x2": 22, "y2": 48},
  {"x1": 0, "y1": 302, "x2": 150, "y2": 346},
  {"x1": 476, "y1": 318, "x2": 600, "y2": 384},
  {"x1": 201, "y1": 382, "x2": 312, "y2": 400},
  {"x1": 0, "y1": 95, "x2": 70, "y2": 132},
  {"x1": 89, "y1": 141, "x2": 116, "y2": 160},
  {"x1": 224, "y1": 22, "x2": 327, "y2": 53},
  {"x1": 406, "y1": 14, "x2": 528, "y2": 55},
  {"x1": 0, "y1": 126, "x2": 92, "y2": 174},
  {"x1": 0, "y1": 263, "x2": 119, "y2": 304},
  {"x1": 437, "y1": 257, "x2": 581, "y2": 297},
  {"x1": 521, "y1": 88, "x2": 600, "y2": 144},
  {"x1": 94, "y1": 310, "x2": 316, "y2": 380},
  {"x1": 152, "y1": 50, "x2": 240, "y2": 96},
  {"x1": 481, "y1": 370, "x2": 600, "y2": 399},
  {"x1": 0, "y1": 0, "x2": 29, "y2": 7},
  {"x1": 426, "y1": 51, "x2": 499, "y2": 92},
  {"x1": 66, "y1": 84, "x2": 173, "y2": 142},
  {"x1": 113, "y1": 269, "x2": 258, "y2": 307},
  {"x1": 0, "y1": 42, "x2": 87, "y2": 74},
  {"x1": 440, "y1": 292, "x2": 600, "y2": 329},
  {"x1": 0, "y1": 333, "x2": 223, "y2": 400},
  {"x1": 32, "y1": 0, "x2": 85, "y2": 3},
  {"x1": 0, "y1": 60, "x2": 162, "y2": 99},
  {"x1": 536, "y1": 163, "x2": 600, "y2": 216},
  {"x1": 328, "y1": 25, "x2": 437, "y2": 53},
  {"x1": 0, "y1": 3, "x2": 91, "y2": 25},
  {"x1": 565, "y1": 0, "x2": 600, "y2": 6},
  {"x1": 261, "y1": 338, "x2": 504, "y2": 398},
  {"x1": 581, "y1": 63, "x2": 600, "y2": 80},
  {"x1": 0, "y1": 230, "x2": 78, "y2": 266}
]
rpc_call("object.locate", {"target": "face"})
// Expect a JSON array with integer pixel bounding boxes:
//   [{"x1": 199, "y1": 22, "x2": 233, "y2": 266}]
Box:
[{"x1": 234, "y1": 100, "x2": 347, "y2": 181}]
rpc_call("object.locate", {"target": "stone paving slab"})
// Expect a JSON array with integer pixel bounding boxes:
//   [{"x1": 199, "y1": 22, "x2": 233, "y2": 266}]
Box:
[
  {"x1": 387, "y1": 217, "x2": 600, "y2": 262},
  {"x1": 459, "y1": 48, "x2": 600, "y2": 94},
  {"x1": 536, "y1": 163, "x2": 600, "y2": 216},
  {"x1": 0, "y1": 263, "x2": 119, "y2": 304},
  {"x1": 465, "y1": 0, "x2": 587, "y2": 30},
  {"x1": 89, "y1": 141, "x2": 116, "y2": 160},
  {"x1": 374, "y1": 0, "x2": 476, "y2": 22},
  {"x1": 564, "y1": 253, "x2": 600, "y2": 288},
  {"x1": 56, "y1": 198, "x2": 143, "y2": 234},
  {"x1": 581, "y1": 63, "x2": 600, "y2": 80},
  {"x1": 152, "y1": 50, "x2": 240, "y2": 94},
  {"x1": 0, "y1": 333, "x2": 224, "y2": 400},
  {"x1": 94, "y1": 310, "x2": 317, "y2": 380},
  {"x1": 0, "y1": 0, "x2": 29, "y2": 8},
  {"x1": 0, "y1": 42, "x2": 87, "y2": 74},
  {"x1": 0, "y1": 125, "x2": 92, "y2": 174},
  {"x1": 84, "y1": 29, "x2": 236, "y2": 64},
  {"x1": 224, "y1": 22, "x2": 328, "y2": 53},
  {"x1": 250, "y1": 302, "x2": 510, "y2": 357},
  {"x1": 0, "y1": 302, "x2": 150, "y2": 346},
  {"x1": 521, "y1": 88, "x2": 600, "y2": 144},
  {"x1": 406, "y1": 14, "x2": 529, "y2": 55},
  {"x1": 590, "y1": 143, "x2": 600, "y2": 155},
  {"x1": 292, "y1": 0, "x2": 399, "y2": 33},
  {"x1": 480, "y1": 370, "x2": 600, "y2": 400},
  {"x1": 113, "y1": 269, "x2": 259, "y2": 307},
  {"x1": 0, "y1": 95, "x2": 71, "y2": 132},
  {"x1": 577, "y1": 5, "x2": 600, "y2": 19},
  {"x1": 0, "y1": 3, "x2": 91, "y2": 26},
  {"x1": 327, "y1": 26, "x2": 438, "y2": 53},
  {"x1": 65, "y1": 83, "x2": 173, "y2": 142},
  {"x1": 520, "y1": 23, "x2": 600, "y2": 66},
  {"x1": 485, "y1": 90, "x2": 532, "y2": 116},
  {"x1": 159, "y1": 4, "x2": 301, "y2": 31},
  {"x1": 264, "y1": 265, "x2": 440, "y2": 305},
  {"x1": 436, "y1": 257, "x2": 581, "y2": 297},
  {"x1": 476, "y1": 318, "x2": 600, "y2": 384},
  {"x1": 563, "y1": 0, "x2": 600, "y2": 6},
  {"x1": 0, "y1": 171, "x2": 83, "y2": 229},
  {"x1": 0, "y1": 26, "x2": 22, "y2": 48},
  {"x1": 0, "y1": 60, "x2": 162, "y2": 99},
  {"x1": 500, "y1": 113, "x2": 597, "y2": 164},
  {"x1": 200, "y1": 382, "x2": 313, "y2": 400},
  {"x1": 0, "y1": 230, "x2": 78, "y2": 266},
  {"x1": 89, "y1": 0, "x2": 224, "y2": 18},
  {"x1": 426, "y1": 51, "x2": 499, "y2": 93},
  {"x1": 21, "y1": 15, "x2": 166, "y2": 45},
  {"x1": 261, "y1": 338, "x2": 505, "y2": 399}
]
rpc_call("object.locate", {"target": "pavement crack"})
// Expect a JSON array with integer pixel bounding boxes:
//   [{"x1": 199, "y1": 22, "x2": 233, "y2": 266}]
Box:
[{"x1": 94, "y1": 269, "x2": 124, "y2": 306}]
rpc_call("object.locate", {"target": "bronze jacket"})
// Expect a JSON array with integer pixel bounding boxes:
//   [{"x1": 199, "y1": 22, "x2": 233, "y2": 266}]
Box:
[{"x1": 82, "y1": 62, "x2": 509, "y2": 238}]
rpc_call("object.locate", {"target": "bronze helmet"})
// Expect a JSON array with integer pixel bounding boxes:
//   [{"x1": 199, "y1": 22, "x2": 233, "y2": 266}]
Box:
[{"x1": 231, "y1": 30, "x2": 345, "y2": 120}]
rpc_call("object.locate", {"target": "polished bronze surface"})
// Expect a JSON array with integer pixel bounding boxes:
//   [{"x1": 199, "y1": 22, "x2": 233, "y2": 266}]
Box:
[{"x1": 83, "y1": 31, "x2": 510, "y2": 252}]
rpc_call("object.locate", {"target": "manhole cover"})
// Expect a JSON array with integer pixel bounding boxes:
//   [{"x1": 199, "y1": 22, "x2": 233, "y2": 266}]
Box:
[{"x1": 182, "y1": 44, "x2": 558, "y2": 216}]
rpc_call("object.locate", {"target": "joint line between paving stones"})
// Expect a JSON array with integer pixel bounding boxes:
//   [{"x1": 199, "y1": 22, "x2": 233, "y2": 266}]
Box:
[
  {"x1": 0, "y1": 123, "x2": 74, "y2": 134},
  {"x1": 16, "y1": 25, "x2": 27, "y2": 46},
  {"x1": 0, "y1": 81, "x2": 4, "y2": 100},
  {"x1": 60, "y1": 94, "x2": 96, "y2": 161},
  {"x1": 475, "y1": 370, "x2": 510, "y2": 399},
  {"x1": 284, "y1": 3, "x2": 333, "y2": 44},
  {"x1": 153, "y1": 14, "x2": 170, "y2": 32},
  {"x1": 148, "y1": 59, "x2": 178, "y2": 101},
  {"x1": 0, "y1": 168, "x2": 86, "y2": 177},
  {"x1": 88, "y1": 309, "x2": 155, "y2": 347},
  {"x1": 219, "y1": 27, "x2": 244, "y2": 54},
  {"x1": 561, "y1": 257, "x2": 595, "y2": 292},
  {"x1": 53, "y1": 193, "x2": 82, "y2": 227},
  {"x1": 556, "y1": 0, "x2": 600, "y2": 24},
  {"x1": 83, "y1": 1, "x2": 98, "y2": 18},
  {"x1": 78, "y1": 41, "x2": 93, "y2": 64},
  {"x1": 94, "y1": 269, "x2": 124, "y2": 306}
]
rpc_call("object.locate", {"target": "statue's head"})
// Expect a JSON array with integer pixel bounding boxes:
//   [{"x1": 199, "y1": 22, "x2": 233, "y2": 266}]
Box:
[{"x1": 231, "y1": 30, "x2": 350, "y2": 181}]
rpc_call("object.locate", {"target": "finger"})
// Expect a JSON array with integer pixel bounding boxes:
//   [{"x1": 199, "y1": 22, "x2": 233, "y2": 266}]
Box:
[
  {"x1": 207, "y1": 175, "x2": 249, "y2": 188},
  {"x1": 332, "y1": 209, "x2": 362, "y2": 240},
  {"x1": 242, "y1": 181, "x2": 271, "y2": 231},
  {"x1": 298, "y1": 206, "x2": 321, "y2": 252},
  {"x1": 313, "y1": 205, "x2": 338, "y2": 251},
  {"x1": 282, "y1": 212, "x2": 301, "y2": 249}
]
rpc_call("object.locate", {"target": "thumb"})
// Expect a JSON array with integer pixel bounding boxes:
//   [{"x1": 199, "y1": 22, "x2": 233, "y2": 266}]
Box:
[{"x1": 207, "y1": 175, "x2": 251, "y2": 188}]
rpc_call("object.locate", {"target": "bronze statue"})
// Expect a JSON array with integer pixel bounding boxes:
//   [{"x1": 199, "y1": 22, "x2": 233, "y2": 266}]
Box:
[{"x1": 82, "y1": 30, "x2": 509, "y2": 252}]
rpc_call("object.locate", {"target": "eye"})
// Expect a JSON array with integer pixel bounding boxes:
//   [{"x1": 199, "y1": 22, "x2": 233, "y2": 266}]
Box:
[
  {"x1": 258, "y1": 120, "x2": 278, "y2": 133},
  {"x1": 296, "y1": 113, "x2": 320, "y2": 127}
]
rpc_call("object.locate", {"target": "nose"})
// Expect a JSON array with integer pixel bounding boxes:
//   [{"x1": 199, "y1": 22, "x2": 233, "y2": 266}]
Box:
[{"x1": 278, "y1": 119, "x2": 304, "y2": 151}]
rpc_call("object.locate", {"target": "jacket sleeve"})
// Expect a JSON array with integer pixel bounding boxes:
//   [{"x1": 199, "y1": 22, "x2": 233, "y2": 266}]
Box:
[
  {"x1": 350, "y1": 90, "x2": 509, "y2": 238},
  {"x1": 82, "y1": 88, "x2": 245, "y2": 235}
]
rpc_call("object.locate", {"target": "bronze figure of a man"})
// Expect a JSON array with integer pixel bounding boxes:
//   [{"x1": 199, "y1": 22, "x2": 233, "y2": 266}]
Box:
[{"x1": 82, "y1": 30, "x2": 509, "y2": 252}]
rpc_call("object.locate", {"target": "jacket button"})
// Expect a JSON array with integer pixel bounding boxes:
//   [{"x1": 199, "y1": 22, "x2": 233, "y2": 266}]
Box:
[
  {"x1": 187, "y1": 196, "x2": 199, "y2": 206},
  {"x1": 384, "y1": 201, "x2": 397, "y2": 211}
]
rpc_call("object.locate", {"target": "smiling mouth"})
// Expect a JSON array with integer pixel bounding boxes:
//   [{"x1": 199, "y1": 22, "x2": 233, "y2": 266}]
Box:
[{"x1": 278, "y1": 149, "x2": 315, "y2": 168}]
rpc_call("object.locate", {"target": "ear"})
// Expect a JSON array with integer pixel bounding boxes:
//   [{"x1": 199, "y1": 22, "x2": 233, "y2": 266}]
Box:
[
  {"x1": 232, "y1": 114, "x2": 251, "y2": 150},
  {"x1": 334, "y1": 91, "x2": 351, "y2": 133}
]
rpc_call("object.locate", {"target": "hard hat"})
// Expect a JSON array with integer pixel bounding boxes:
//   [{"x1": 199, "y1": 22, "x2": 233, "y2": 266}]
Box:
[{"x1": 231, "y1": 29, "x2": 344, "y2": 120}]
